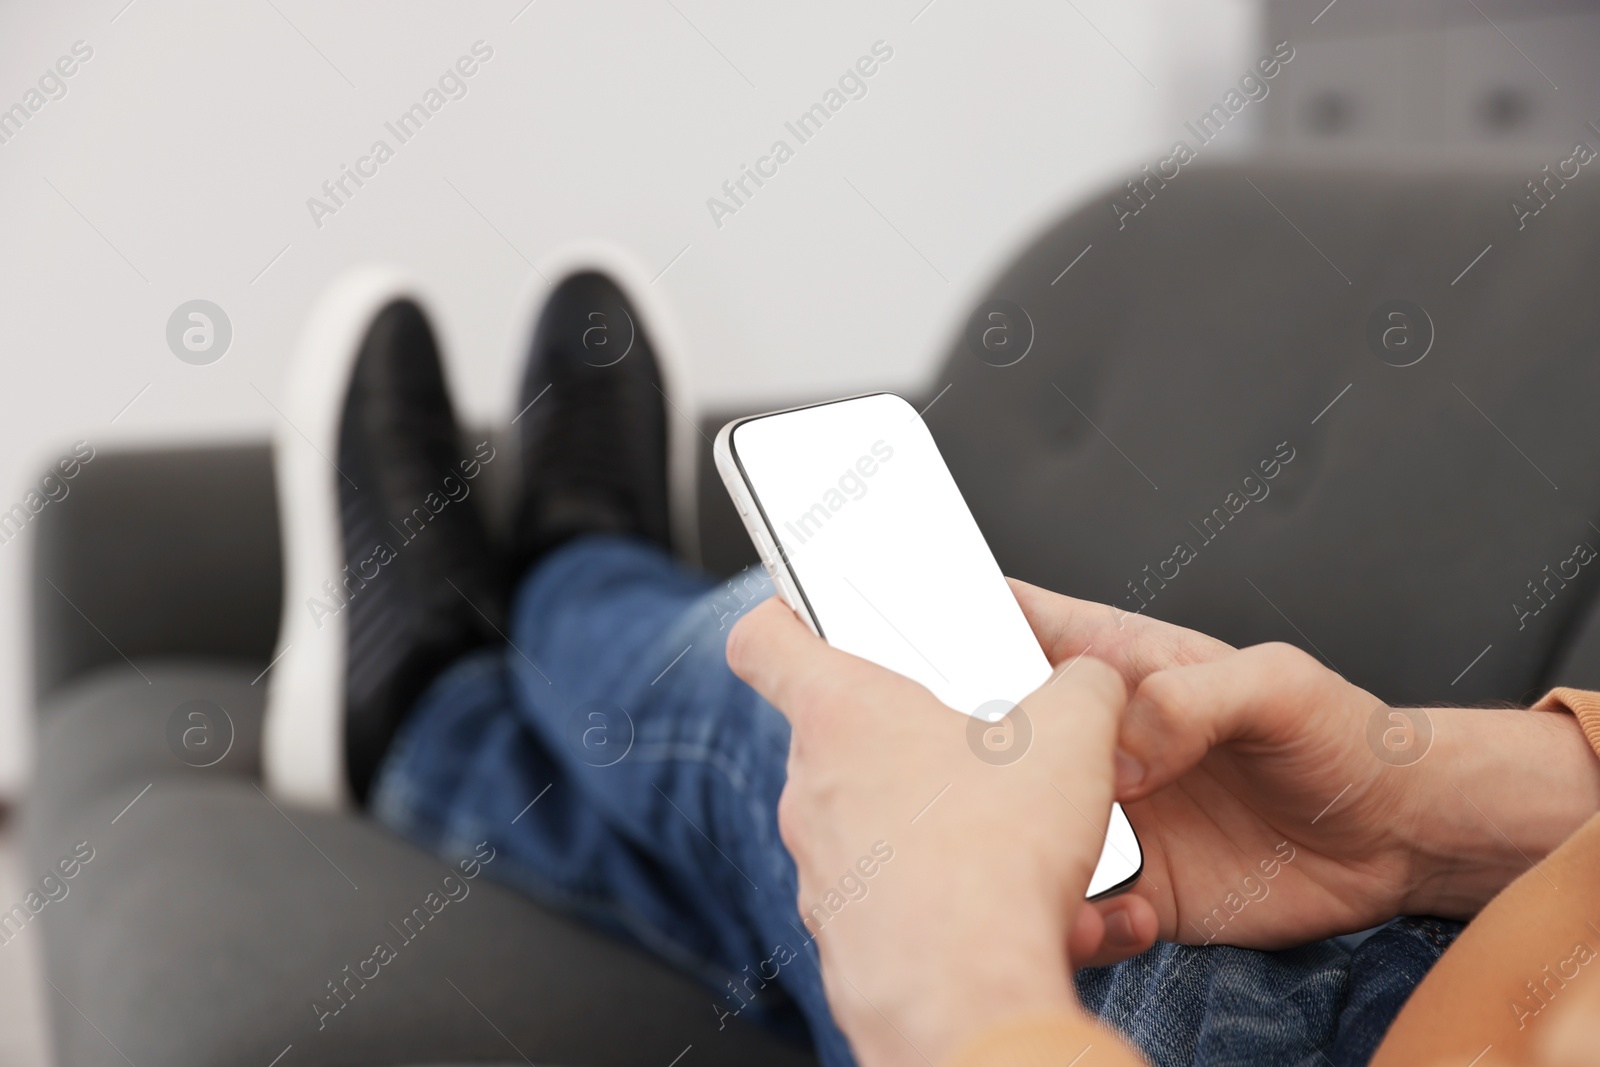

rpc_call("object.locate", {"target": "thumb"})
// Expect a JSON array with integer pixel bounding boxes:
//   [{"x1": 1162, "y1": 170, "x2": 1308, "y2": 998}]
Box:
[
  {"x1": 1115, "y1": 642, "x2": 1331, "y2": 800},
  {"x1": 1015, "y1": 655, "x2": 1128, "y2": 827},
  {"x1": 1017, "y1": 656, "x2": 1136, "y2": 909},
  {"x1": 726, "y1": 597, "x2": 841, "y2": 722},
  {"x1": 1019, "y1": 654, "x2": 1128, "y2": 756}
]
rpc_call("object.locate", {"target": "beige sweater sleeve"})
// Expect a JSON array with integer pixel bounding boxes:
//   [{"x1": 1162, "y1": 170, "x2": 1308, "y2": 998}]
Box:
[
  {"x1": 945, "y1": 688, "x2": 1600, "y2": 1067},
  {"x1": 1371, "y1": 688, "x2": 1600, "y2": 1067}
]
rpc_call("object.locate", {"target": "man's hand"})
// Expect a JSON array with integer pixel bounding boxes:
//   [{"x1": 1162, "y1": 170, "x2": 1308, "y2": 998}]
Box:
[
  {"x1": 728, "y1": 597, "x2": 1128, "y2": 1067},
  {"x1": 1117, "y1": 642, "x2": 1600, "y2": 942},
  {"x1": 1112, "y1": 641, "x2": 1425, "y2": 948},
  {"x1": 1007, "y1": 581, "x2": 1600, "y2": 960},
  {"x1": 1013, "y1": 581, "x2": 1418, "y2": 949}
]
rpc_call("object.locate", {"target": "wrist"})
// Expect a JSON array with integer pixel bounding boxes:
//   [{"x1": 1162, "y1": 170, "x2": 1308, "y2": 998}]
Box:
[
  {"x1": 904, "y1": 973, "x2": 1081, "y2": 1067},
  {"x1": 1399, "y1": 705, "x2": 1600, "y2": 917},
  {"x1": 842, "y1": 926, "x2": 1082, "y2": 1066}
]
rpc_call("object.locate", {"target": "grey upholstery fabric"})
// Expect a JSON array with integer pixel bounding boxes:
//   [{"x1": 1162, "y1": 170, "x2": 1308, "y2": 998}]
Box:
[
  {"x1": 926, "y1": 158, "x2": 1600, "y2": 706},
  {"x1": 30, "y1": 444, "x2": 282, "y2": 705},
  {"x1": 20, "y1": 666, "x2": 810, "y2": 1067}
]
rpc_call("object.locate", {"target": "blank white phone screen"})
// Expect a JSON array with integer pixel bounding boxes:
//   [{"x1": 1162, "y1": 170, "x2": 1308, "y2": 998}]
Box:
[{"x1": 729, "y1": 393, "x2": 1141, "y2": 897}]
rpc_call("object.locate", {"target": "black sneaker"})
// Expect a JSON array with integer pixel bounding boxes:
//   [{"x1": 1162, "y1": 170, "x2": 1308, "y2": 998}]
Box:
[
  {"x1": 510, "y1": 271, "x2": 674, "y2": 577},
  {"x1": 265, "y1": 269, "x2": 504, "y2": 808}
]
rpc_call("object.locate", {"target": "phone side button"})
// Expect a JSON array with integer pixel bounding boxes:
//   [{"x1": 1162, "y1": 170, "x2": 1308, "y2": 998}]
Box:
[{"x1": 749, "y1": 524, "x2": 778, "y2": 564}]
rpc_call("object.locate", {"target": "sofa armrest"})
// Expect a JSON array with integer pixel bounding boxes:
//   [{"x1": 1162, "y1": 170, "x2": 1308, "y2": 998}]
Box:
[{"x1": 30, "y1": 443, "x2": 282, "y2": 706}]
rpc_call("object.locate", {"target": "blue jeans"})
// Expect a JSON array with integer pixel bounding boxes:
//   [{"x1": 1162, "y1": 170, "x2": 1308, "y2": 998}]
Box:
[{"x1": 372, "y1": 535, "x2": 1461, "y2": 1067}]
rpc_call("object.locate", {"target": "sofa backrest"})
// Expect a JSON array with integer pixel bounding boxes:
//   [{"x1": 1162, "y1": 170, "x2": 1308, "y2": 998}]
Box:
[{"x1": 927, "y1": 157, "x2": 1600, "y2": 706}]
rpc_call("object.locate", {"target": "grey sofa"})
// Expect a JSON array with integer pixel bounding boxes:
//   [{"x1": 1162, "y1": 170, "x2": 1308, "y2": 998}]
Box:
[
  {"x1": 22, "y1": 157, "x2": 1600, "y2": 1065},
  {"x1": 23, "y1": 440, "x2": 811, "y2": 1067}
]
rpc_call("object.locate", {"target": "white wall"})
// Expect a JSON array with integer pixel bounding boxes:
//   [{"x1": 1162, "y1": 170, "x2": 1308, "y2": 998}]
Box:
[{"x1": 0, "y1": 0, "x2": 1256, "y2": 795}]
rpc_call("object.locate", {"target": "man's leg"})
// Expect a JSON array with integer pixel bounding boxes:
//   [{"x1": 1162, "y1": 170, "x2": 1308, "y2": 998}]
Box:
[
  {"x1": 1073, "y1": 917, "x2": 1462, "y2": 1067},
  {"x1": 374, "y1": 534, "x2": 856, "y2": 1063},
  {"x1": 378, "y1": 533, "x2": 1463, "y2": 1067}
]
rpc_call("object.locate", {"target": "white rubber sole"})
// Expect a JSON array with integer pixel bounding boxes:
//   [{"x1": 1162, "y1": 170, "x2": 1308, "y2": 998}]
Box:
[{"x1": 262, "y1": 266, "x2": 430, "y2": 811}]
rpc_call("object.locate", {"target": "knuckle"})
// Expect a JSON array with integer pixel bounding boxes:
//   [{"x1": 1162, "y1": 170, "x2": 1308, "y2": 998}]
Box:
[
  {"x1": 1251, "y1": 641, "x2": 1316, "y2": 683},
  {"x1": 1255, "y1": 640, "x2": 1302, "y2": 662},
  {"x1": 1134, "y1": 669, "x2": 1188, "y2": 720},
  {"x1": 724, "y1": 615, "x2": 759, "y2": 678}
]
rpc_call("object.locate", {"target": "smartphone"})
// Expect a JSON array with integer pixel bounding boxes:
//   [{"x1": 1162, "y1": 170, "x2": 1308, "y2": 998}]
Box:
[{"x1": 715, "y1": 392, "x2": 1142, "y2": 899}]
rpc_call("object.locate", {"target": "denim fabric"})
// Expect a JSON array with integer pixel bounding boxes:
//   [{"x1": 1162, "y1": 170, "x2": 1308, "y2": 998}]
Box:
[
  {"x1": 1076, "y1": 917, "x2": 1463, "y2": 1067},
  {"x1": 373, "y1": 535, "x2": 1461, "y2": 1067}
]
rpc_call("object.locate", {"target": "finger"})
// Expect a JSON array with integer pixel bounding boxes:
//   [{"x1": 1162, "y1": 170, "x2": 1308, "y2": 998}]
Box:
[
  {"x1": 726, "y1": 598, "x2": 838, "y2": 722},
  {"x1": 728, "y1": 598, "x2": 909, "y2": 731},
  {"x1": 1019, "y1": 653, "x2": 1128, "y2": 758},
  {"x1": 1116, "y1": 642, "x2": 1334, "y2": 800},
  {"x1": 1065, "y1": 901, "x2": 1105, "y2": 965},
  {"x1": 1008, "y1": 578, "x2": 1129, "y2": 665},
  {"x1": 1074, "y1": 894, "x2": 1160, "y2": 968},
  {"x1": 1008, "y1": 579, "x2": 1231, "y2": 687},
  {"x1": 1016, "y1": 657, "x2": 1130, "y2": 895}
]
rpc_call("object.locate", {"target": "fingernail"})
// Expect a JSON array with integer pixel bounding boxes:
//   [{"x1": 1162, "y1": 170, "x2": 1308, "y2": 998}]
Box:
[
  {"x1": 1114, "y1": 750, "x2": 1144, "y2": 793},
  {"x1": 1105, "y1": 909, "x2": 1137, "y2": 946}
]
